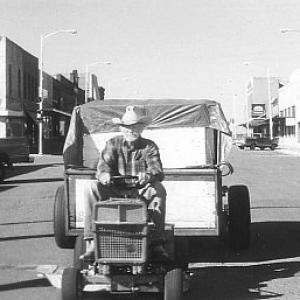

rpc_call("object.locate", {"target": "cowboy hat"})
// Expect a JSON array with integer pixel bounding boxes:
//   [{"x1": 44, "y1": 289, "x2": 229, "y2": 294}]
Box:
[{"x1": 112, "y1": 105, "x2": 151, "y2": 126}]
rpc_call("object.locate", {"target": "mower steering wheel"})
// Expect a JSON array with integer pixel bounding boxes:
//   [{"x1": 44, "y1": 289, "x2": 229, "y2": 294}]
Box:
[{"x1": 110, "y1": 175, "x2": 140, "y2": 189}]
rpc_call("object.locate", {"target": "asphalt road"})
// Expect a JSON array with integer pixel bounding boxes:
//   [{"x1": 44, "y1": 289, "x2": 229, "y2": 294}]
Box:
[{"x1": 0, "y1": 147, "x2": 300, "y2": 299}]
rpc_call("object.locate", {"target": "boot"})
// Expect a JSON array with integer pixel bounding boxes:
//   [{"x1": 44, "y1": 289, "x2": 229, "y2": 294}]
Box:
[
  {"x1": 152, "y1": 244, "x2": 170, "y2": 262},
  {"x1": 80, "y1": 239, "x2": 95, "y2": 260}
]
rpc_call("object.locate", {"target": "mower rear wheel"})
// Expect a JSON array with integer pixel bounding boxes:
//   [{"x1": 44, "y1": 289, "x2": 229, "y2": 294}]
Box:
[{"x1": 53, "y1": 185, "x2": 76, "y2": 249}]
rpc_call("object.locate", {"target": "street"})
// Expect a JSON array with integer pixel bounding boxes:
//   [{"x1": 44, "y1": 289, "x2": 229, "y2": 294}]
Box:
[{"x1": 1, "y1": 147, "x2": 300, "y2": 299}]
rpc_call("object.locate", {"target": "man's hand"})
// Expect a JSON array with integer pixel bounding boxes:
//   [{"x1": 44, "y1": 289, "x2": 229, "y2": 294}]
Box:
[
  {"x1": 137, "y1": 172, "x2": 151, "y2": 186},
  {"x1": 98, "y1": 172, "x2": 111, "y2": 186}
]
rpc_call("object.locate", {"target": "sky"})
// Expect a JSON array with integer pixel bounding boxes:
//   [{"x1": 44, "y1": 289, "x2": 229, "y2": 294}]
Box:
[{"x1": 2, "y1": 0, "x2": 300, "y2": 123}]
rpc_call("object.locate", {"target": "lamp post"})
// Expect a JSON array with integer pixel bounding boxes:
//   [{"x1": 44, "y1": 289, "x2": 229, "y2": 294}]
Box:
[
  {"x1": 38, "y1": 29, "x2": 77, "y2": 155},
  {"x1": 84, "y1": 61, "x2": 111, "y2": 103},
  {"x1": 280, "y1": 28, "x2": 300, "y2": 34},
  {"x1": 244, "y1": 62, "x2": 273, "y2": 139}
]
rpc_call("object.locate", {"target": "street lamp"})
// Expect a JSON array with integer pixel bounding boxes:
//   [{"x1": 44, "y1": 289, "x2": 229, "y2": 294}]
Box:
[
  {"x1": 38, "y1": 29, "x2": 77, "y2": 155},
  {"x1": 243, "y1": 62, "x2": 273, "y2": 139},
  {"x1": 84, "y1": 61, "x2": 112, "y2": 103},
  {"x1": 280, "y1": 28, "x2": 300, "y2": 34}
]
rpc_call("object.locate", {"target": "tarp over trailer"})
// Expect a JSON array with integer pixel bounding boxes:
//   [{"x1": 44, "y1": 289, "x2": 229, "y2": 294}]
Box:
[
  {"x1": 63, "y1": 99, "x2": 232, "y2": 234},
  {"x1": 63, "y1": 99, "x2": 232, "y2": 169}
]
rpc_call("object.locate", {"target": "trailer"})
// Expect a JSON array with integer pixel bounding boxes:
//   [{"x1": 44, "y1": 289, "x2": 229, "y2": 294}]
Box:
[{"x1": 53, "y1": 99, "x2": 251, "y2": 299}]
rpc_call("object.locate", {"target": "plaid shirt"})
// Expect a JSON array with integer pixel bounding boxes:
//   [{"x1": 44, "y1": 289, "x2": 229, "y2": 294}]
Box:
[{"x1": 96, "y1": 135, "x2": 164, "y2": 183}]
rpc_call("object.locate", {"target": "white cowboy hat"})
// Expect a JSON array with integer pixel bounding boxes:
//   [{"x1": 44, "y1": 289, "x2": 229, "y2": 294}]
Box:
[{"x1": 112, "y1": 105, "x2": 151, "y2": 126}]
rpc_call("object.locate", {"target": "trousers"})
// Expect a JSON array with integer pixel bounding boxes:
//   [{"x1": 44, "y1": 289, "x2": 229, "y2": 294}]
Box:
[{"x1": 83, "y1": 180, "x2": 166, "y2": 239}]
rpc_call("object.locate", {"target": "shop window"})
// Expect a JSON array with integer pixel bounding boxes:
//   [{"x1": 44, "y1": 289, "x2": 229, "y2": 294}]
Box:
[
  {"x1": 23, "y1": 72, "x2": 27, "y2": 99},
  {"x1": 6, "y1": 118, "x2": 24, "y2": 137},
  {"x1": 286, "y1": 126, "x2": 295, "y2": 136},
  {"x1": 292, "y1": 106, "x2": 296, "y2": 118}
]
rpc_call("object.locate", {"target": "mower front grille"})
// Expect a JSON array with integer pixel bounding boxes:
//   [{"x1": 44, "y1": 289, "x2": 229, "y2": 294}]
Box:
[{"x1": 95, "y1": 224, "x2": 148, "y2": 263}]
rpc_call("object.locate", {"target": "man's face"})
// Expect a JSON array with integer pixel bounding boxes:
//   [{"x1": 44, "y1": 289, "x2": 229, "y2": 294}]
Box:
[{"x1": 120, "y1": 123, "x2": 145, "y2": 142}]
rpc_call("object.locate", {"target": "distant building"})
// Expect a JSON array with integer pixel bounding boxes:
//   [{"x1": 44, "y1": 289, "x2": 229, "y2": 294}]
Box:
[
  {"x1": 245, "y1": 77, "x2": 280, "y2": 137},
  {"x1": 77, "y1": 73, "x2": 105, "y2": 102},
  {"x1": 0, "y1": 36, "x2": 38, "y2": 137},
  {"x1": 41, "y1": 70, "x2": 85, "y2": 153}
]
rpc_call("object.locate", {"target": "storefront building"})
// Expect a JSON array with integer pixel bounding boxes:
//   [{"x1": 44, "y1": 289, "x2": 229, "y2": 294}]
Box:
[
  {"x1": 278, "y1": 70, "x2": 300, "y2": 146},
  {"x1": 245, "y1": 77, "x2": 280, "y2": 137},
  {"x1": 0, "y1": 35, "x2": 85, "y2": 156}
]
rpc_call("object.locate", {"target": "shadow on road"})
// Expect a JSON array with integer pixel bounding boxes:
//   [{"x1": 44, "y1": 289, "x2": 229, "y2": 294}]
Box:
[
  {"x1": 187, "y1": 221, "x2": 300, "y2": 299},
  {"x1": 0, "y1": 185, "x2": 17, "y2": 192},
  {"x1": 4, "y1": 178, "x2": 63, "y2": 184},
  {"x1": 4, "y1": 163, "x2": 63, "y2": 179},
  {"x1": 0, "y1": 234, "x2": 53, "y2": 242},
  {"x1": 0, "y1": 278, "x2": 50, "y2": 291},
  {"x1": 189, "y1": 221, "x2": 300, "y2": 263},
  {"x1": 189, "y1": 262, "x2": 298, "y2": 299}
]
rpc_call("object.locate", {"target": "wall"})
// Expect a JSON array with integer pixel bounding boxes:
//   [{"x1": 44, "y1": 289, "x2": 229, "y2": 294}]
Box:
[
  {"x1": 278, "y1": 80, "x2": 300, "y2": 144},
  {"x1": 0, "y1": 37, "x2": 6, "y2": 111}
]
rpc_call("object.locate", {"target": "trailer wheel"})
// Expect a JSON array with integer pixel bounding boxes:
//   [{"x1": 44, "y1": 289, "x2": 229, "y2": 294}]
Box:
[
  {"x1": 62, "y1": 267, "x2": 82, "y2": 300},
  {"x1": 53, "y1": 185, "x2": 75, "y2": 249},
  {"x1": 228, "y1": 185, "x2": 251, "y2": 250},
  {"x1": 74, "y1": 235, "x2": 86, "y2": 269},
  {"x1": 164, "y1": 268, "x2": 183, "y2": 300},
  {"x1": 270, "y1": 144, "x2": 276, "y2": 150}
]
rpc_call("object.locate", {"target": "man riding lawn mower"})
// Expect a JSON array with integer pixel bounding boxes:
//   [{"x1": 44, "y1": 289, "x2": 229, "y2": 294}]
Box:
[
  {"x1": 80, "y1": 105, "x2": 168, "y2": 262},
  {"x1": 54, "y1": 99, "x2": 251, "y2": 300}
]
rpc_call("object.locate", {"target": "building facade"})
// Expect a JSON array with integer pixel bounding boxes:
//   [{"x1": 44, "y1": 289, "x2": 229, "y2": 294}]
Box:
[
  {"x1": 0, "y1": 36, "x2": 86, "y2": 155},
  {"x1": 0, "y1": 36, "x2": 39, "y2": 160},
  {"x1": 41, "y1": 70, "x2": 85, "y2": 153},
  {"x1": 278, "y1": 71, "x2": 300, "y2": 145},
  {"x1": 0, "y1": 36, "x2": 38, "y2": 138},
  {"x1": 245, "y1": 77, "x2": 280, "y2": 137}
]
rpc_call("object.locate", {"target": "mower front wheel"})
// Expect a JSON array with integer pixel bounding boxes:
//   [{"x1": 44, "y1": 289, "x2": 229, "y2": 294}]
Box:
[
  {"x1": 61, "y1": 267, "x2": 82, "y2": 300},
  {"x1": 164, "y1": 268, "x2": 183, "y2": 300}
]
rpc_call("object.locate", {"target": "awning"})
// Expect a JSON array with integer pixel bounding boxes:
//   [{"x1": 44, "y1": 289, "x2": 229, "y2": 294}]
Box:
[{"x1": 43, "y1": 108, "x2": 72, "y2": 117}]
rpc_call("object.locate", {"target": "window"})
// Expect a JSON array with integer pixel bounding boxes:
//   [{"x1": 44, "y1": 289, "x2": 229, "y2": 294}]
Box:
[
  {"x1": 6, "y1": 118, "x2": 24, "y2": 137},
  {"x1": 286, "y1": 126, "x2": 295, "y2": 136},
  {"x1": 24, "y1": 72, "x2": 28, "y2": 99},
  {"x1": 8, "y1": 64, "x2": 12, "y2": 96},
  {"x1": 18, "y1": 69, "x2": 21, "y2": 97}
]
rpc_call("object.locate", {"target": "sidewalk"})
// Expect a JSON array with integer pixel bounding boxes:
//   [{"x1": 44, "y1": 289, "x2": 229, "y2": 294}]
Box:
[
  {"x1": 276, "y1": 143, "x2": 300, "y2": 156},
  {"x1": 29, "y1": 154, "x2": 63, "y2": 165}
]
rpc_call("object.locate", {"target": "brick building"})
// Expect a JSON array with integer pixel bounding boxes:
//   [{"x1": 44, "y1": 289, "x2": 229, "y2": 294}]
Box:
[{"x1": 0, "y1": 35, "x2": 85, "y2": 156}]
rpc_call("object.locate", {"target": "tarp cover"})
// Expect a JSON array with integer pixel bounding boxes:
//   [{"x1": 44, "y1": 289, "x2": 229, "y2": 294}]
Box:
[{"x1": 63, "y1": 99, "x2": 231, "y2": 167}]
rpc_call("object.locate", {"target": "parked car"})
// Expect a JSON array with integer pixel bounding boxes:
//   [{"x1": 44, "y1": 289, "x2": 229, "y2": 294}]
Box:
[{"x1": 238, "y1": 136, "x2": 279, "y2": 150}]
